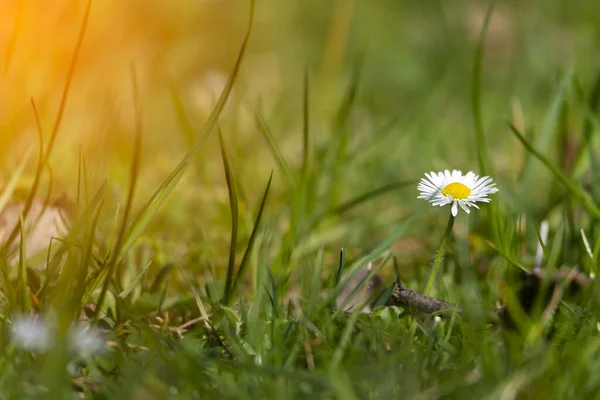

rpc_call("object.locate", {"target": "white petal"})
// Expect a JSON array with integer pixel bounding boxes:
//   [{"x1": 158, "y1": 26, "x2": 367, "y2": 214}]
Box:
[
  {"x1": 459, "y1": 201, "x2": 470, "y2": 213},
  {"x1": 444, "y1": 170, "x2": 452, "y2": 182},
  {"x1": 451, "y1": 202, "x2": 458, "y2": 216}
]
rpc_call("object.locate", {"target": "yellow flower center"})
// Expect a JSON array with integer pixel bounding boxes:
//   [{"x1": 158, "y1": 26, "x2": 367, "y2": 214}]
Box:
[{"x1": 441, "y1": 182, "x2": 471, "y2": 200}]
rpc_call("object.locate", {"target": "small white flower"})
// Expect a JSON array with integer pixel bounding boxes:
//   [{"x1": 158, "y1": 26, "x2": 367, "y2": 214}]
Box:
[
  {"x1": 418, "y1": 170, "x2": 498, "y2": 216},
  {"x1": 70, "y1": 326, "x2": 106, "y2": 358},
  {"x1": 11, "y1": 316, "x2": 53, "y2": 352}
]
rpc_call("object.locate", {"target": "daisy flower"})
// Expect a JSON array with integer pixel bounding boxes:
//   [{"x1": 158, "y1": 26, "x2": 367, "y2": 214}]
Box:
[
  {"x1": 11, "y1": 316, "x2": 53, "y2": 352},
  {"x1": 70, "y1": 325, "x2": 106, "y2": 358},
  {"x1": 417, "y1": 170, "x2": 498, "y2": 216}
]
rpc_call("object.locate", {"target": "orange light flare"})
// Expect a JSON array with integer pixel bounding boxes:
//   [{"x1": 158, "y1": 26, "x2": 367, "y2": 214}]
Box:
[{"x1": 0, "y1": 0, "x2": 245, "y2": 182}]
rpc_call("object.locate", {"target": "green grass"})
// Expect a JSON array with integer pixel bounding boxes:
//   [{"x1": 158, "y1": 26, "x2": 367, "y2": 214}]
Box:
[{"x1": 2, "y1": 0, "x2": 600, "y2": 398}]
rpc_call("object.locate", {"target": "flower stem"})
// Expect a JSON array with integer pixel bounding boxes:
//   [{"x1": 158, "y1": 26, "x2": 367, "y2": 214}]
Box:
[{"x1": 423, "y1": 214, "x2": 455, "y2": 296}]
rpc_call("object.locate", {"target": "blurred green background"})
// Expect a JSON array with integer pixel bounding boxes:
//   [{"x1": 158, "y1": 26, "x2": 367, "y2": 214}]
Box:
[{"x1": 2, "y1": 0, "x2": 600, "y2": 276}]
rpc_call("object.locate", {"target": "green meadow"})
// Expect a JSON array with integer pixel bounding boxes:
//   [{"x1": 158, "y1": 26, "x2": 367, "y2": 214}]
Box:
[{"x1": 1, "y1": 0, "x2": 600, "y2": 398}]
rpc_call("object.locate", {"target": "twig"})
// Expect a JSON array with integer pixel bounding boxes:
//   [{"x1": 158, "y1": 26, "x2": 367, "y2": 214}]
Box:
[
  {"x1": 386, "y1": 284, "x2": 460, "y2": 315},
  {"x1": 385, "y1": 266, "x2": 590, "y2": 320}
]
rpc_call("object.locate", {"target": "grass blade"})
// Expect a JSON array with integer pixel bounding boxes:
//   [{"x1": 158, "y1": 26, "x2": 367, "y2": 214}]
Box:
[
  {"x1": 508, "y1": 123, "x2": 600, "y2": 220},
  {"x1": 326, "y1": 65, "x2": 361, "y2": 208},
  {"x1": 94, "y1": 66, "x2": 144, "y2": 322},
  {"x1": 334, "y1": 247, "x2": 345, "y2": 288},
  {"x1": 18, "y1": 213, "x2": 27, "y2": 313},
  {"x1": 255, "y1": 111, "x2": 297, "y2": 189},
  {"x1": 471, "y1": 0, "x2": 496, "y2": 176},
  {"x1": 229, "y1": 171, "x2": 273, "y2": 304},
  {"x1": 521, "y1": 70, "x2": 573, "y2": 193},
  {"x1": 327, "y1": 180, "x2": 417, "y2": 216},
  {"x1": 220, "y1": 129, "x2": 240, "y2": 304},
  {"x1": 574, "y1": 69, "x2": 600, "y2": 200},
  {"x1": 120, "y1": 0, "x2": 255, "y2": 258},
  {"x1": 1, "y1": 0, "x2": 92, "y2": 254},
  {"x1": 0, "y1": 146, "x2": 33, "y2": 214},
  {"x1": 302, "y1": 69, "x2": 310, "y2": 181}
]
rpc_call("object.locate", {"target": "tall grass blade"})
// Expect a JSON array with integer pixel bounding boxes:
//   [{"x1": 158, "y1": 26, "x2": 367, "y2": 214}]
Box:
[
  {"x1": 229, "y1": 171, "x2": 273, "y2": 304},
  {"x1": 18, "y1": 213, "x2": 27, "y2": 313},
  {"x1": 302, "y1": 69, "x2": 310, "y2": 181},
  {"x1": 94, "y1": 66, "x2": 144, "y2": 321},
  {"x1": 1, "y1": 0, "x2": 93, "y2": 253},
  {"x1": 255, "y1": 112, "x2": 297, "y2": 189},
  {"x1": 521, "y1": 70, "x2": 572, "y2": 193},
  {"x1": 120, "y1": 0, "x2": 255, "y2": 258},
  {"x1": 220, "y1": 129, "x2": 240, "y2": 303},
  {"x1": 0, "y1": 146, "x2": 33, "y2": 214},
  {"x1": 471, "y1": 0, "x2": 496, "y2": 176},
  {"x1": 327, "y1": 180, "x2": 417, "y2": 216},
  {"x1": 327, "y1": 65, "x2": 360, "y2": 207},
  {"x1": 508, "y1": 123, "x2": 600, "y2": 220},
  {"x1": 334, "y1": 247, "x2": 345, "y2": 288}
]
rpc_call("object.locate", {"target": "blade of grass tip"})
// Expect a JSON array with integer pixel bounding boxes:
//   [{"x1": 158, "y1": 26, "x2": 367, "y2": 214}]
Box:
[
  {"x1": 94, "y1": 65, "x2": 143, "y2": 322},
  {"x1": 484, "y1": 239, "x2": 528, "y2": 272},
  {"x1": 580, "y1": 228, "x2": 595, "y2": 276},
  {"x1": 471, "y1": 0, "x2": 496, "y2": 176},
  {"x1": 220, "y1": 129, "x2": 240, "y2": 304},
  {"x1": 264, "y1": 266, "x2": 278, "y2": 318},
  {"x1": 169, "y1": 79, "x2": 196, "y2": 148},
  {"x1": 392, "y1": 255, "x2": 403, "y2": 288},
  {"x1": 334, "y1": 247, "x2": 345, "y2": 288},
  {"x1": 229, "y1": 171, "x2": 273, "y2": 305},
  {"x1": 254, "y1": 111, "x2": 297, "y2": 189},
  {"x1": 18, "y1": 213, "x2": 27, "y2": 313},
  {"x1": 508, "y1": 122, "x2": 600, "y2": 220},
  {"x1": 1, "y1": 0, "x2": 92, "y2": 253},
  {"x1": 119, "y1": 0, "x2": 255, "y2": 257},
  {"x1": 196, "y1": 0, "x2": 255, "y2": 145}
]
